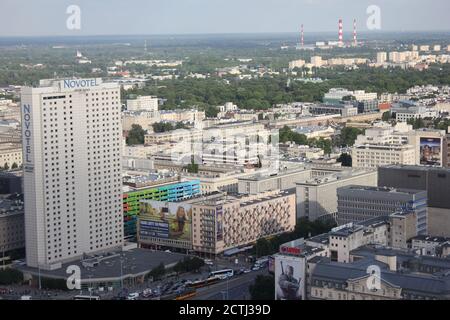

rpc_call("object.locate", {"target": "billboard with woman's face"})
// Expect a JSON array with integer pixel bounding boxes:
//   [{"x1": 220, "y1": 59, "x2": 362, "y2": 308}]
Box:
[
  {"x1": 420, "y1": 138, "x2": 442, "y2": 166},
  {"x1": 139, "y1": 201, "x2": 192, "y2": 241}
]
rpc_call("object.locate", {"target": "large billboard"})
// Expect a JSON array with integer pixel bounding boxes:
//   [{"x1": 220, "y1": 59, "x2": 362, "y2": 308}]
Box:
[
  {"x1": 420, "y1": 137, "x2": 442, "y2": 166},
  {"x1": 139, "y1": 201, "x2": 192, "y2": 241},
  {"x1": 274, "y1": 255, "x2": 305, "y2": 300}
]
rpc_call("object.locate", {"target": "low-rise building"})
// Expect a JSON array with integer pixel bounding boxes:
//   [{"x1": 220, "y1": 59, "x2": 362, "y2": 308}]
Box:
[
  {"x1": 351, "y1": 144, "x2": 416, "y2": 169},
  {"x1": 410, "y1": 235, "x2": 450, "y2": 257},
  {"x1": 308, "y1": 246, "x2": 450, "y2": 300},
  {"x1": 280, "y1": 144, "x2": 325, "y2": 160},
  {"x1": 308, "y1": 104, "x2": 358, "y2": 118},
  {"x1": 391, "y1": 101, "x2": 439, "y2": 122},
  {"x1": 145, "y1": 128, "x2": 203, "y2": 145},
  {"x1": 126, "y1": 95, "x2": 158, "y2": 112},
  {"x1": 0, "y1": 197, "x2": 25, "y2": 254},
  {"x1": 0, "y1": 143, "x2": 22, "y2": 168}
]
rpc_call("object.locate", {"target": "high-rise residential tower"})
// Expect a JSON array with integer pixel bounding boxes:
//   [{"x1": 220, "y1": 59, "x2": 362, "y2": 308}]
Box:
[{"x1": 21, "y1": 78, "x2": 123, "y2": 270}]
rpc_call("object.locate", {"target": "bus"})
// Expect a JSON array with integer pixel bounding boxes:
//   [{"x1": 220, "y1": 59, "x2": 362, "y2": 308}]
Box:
[
  {"x1": 73, "y1": 295, "x2": 101, "y2": 300},
  {"x1": 187, "y1": 276, "x2": 221, "y2": 289},
  {"x1": 209, "y1": 269, "x2": 234, "y2": 280}
]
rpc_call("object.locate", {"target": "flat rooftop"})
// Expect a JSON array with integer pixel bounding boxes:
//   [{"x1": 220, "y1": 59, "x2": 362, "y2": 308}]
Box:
[
  {"x1": 338, "y1": 185, "x2": 426, "y2": 195},
  {"x1": 16, "y1": 248, "x2": 187, "y2": 283}
]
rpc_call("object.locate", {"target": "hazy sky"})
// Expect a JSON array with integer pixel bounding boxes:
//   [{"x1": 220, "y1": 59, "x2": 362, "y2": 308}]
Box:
[{"x1": 1, "y1": 0, "x2": 450, "y2": 37}]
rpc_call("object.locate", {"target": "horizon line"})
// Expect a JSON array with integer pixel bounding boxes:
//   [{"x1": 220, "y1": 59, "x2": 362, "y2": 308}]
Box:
[{"x1": 2, "y1": 29, "x2": 450, "y2": 39}]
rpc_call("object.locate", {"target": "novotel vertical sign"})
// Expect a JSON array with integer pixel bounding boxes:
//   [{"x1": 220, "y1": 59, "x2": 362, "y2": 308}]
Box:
[
  {"x1": 22, "y1": 104, "x2": 34, "y2": 173},
  {"x1": 62, "y1": 78, "x2": 99, "y2": 90}
]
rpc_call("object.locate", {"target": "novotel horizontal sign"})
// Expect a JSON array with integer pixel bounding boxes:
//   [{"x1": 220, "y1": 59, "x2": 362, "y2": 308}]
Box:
[{"x1": 60, "y1": 78, "x2": 101, "y2": 90}]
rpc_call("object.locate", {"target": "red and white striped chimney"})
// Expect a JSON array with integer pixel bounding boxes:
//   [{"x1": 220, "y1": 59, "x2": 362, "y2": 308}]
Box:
[
  {"x1": 338, "y1": 19, "x2": 343, "y2": 46},
  {"x1": 353, "y1": 19, "x2": 357, "y2": 46}
]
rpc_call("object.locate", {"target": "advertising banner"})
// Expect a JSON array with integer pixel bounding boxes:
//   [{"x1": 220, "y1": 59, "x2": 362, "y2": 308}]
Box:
[
  {"x1": 274, "y1": 255, "x2": 305, "y2": 300},
  {"x1": 140, "y1": 201, "x2": 192, "y2": 241},
  {"x1": 420, "y1": 137, "x2": 442, "y2": 166}
]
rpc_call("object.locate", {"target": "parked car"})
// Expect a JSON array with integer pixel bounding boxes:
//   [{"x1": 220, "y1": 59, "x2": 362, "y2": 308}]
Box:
[
  {"x1": 204, "y1": 259, "x2": 214, "y2": 266},
  {"x1": 127, "y1": 292, "x2": 140, "y2": 300}
]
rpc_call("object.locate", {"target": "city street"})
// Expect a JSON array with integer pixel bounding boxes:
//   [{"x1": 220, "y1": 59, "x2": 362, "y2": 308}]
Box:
[{"x1": 190, "y1": 269, "x2": 267, "y2": 301}]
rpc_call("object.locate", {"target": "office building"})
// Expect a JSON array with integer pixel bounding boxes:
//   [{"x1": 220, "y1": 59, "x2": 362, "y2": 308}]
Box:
[
  {"x1": 337, "y1": 185, "x2": 427, "y2": 234},
  {"x1": 138, "y1": 190, "x2": 296, "y2": 255},
  {"x1": 410, "y1": 235, "x2": 450, "y2": 257},
  {"x1": 191, "y1": 190, "x2": 296, "y2": 255},
  {"x1": 0, "y1": 171, "x2": 22, "y2": 194},
  {"x1": 182, "y1": 169, "x2": 256, "y2": 195},
  {"x1": 323, "y1": 89, "x2": 377, "y2": 105},
  {"x1": 289, "y1": 59, "x2": 306, "y2": 70},
  {"x1": 296, "y1": 169, "x2": 378, "y2": 221},
  {"x1": 352, "y1": 123, "x2": 446, "y2": 167},
  {"x1": 238, "y1": 166, "x2": 346, "y2": 195},
  {"x1": 352, "y1": 144, "x2": 415, "y2": 169},
  {"x1": 355, "y1": 99, "x2": 379, "y2": 114},
  {"x1": 144, "y1": 128, "x2": 202, "y2": 145},
  {"x1": 126, "y1": 95, "x2": 158, "y2": 112},
  {"x1": 21, "y1": 78, "x2": 123, "y2": 270},
  {"x1": 202, "y1": 122, "x2": 270, "y2": 166},
  {"x1": 122, "y1": 111, "x2": 159, "y2": 131},
  {"x1": 0, "y1": 143, "x2": 22, "y2": 169},
  {"x1": 391, "y1": 101, "x2": 438, "y2": 122},
  {"x1": 308, "y1": 104, "x2": 358, "y2": 118},
  {"x1": 376, "y1": 52, "x2": 387, "y2": 64},
  {"x1": 0, "y1": 197, "x2": 25, "y2": 254},
  {"x1": 378, "y1": 165, "x2": 450, "y2": 237}
]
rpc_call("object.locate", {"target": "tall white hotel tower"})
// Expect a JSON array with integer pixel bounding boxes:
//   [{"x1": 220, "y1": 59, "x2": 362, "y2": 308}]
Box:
[{"x1": 21, "y1": 78, "x2": 123, "y2": 270}]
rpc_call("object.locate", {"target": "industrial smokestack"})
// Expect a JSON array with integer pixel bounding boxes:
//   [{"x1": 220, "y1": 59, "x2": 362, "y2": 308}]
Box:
[
  {"x1": 353, "y1": 19, "x2": 357, "y2": 46},
  {"x1": 338, "y1": 19, "x2": 343, "y2": 46},
  {"x1": 301, "y1": 24, "x2": 304, "y2": 47}
]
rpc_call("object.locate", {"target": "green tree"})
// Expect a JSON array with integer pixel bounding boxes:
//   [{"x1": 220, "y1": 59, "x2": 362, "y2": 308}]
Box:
[
  {"x1": 407, "y1": 117, "x2": 426, "y2": 129},
  {"x1": 249, "y1": 275, "x2": 275, "y2": 300},
  {"x1": 148, "y1": 263, "x2": 166, "y2": 281},
  {"x1": 4, "y1": 163, "x2": 9, "y2": 171},
  {"x1": 382, "y1": 111, "x2": 392, "y2": 122},
  {"x1": 186, "y1": 155, "x2": 199, "y2": 174},
  {"x1": 204, "y1": 106, "x2": 219, "y2": 118},
  {"x1": 0, "y1": 268, "x2": 23, "y2": 285},
  {"x1": 126, "y1": 124, "x2": 146, "y2": 145},
  {"x1": 11, "y1": 162, "x2": 18, "y2": 170},
  {"x1": 255, "y1": 238, "x2": 273, "y2": 258},
  {"x1": 173, "y1": 257, "x2": 205, "y2": 274},
  {"x1": 152, "y1": 122, "x2": 174, "y2": 133},
  {"x1": 337, "y1": 153, "x2": 352, "y2": 167},
  {"x1": 338, "y1": 127, "x2": 363, "y2": 147},
  {"x1": 40, "y1": 277, "x2": 69, "y2": 290}
]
